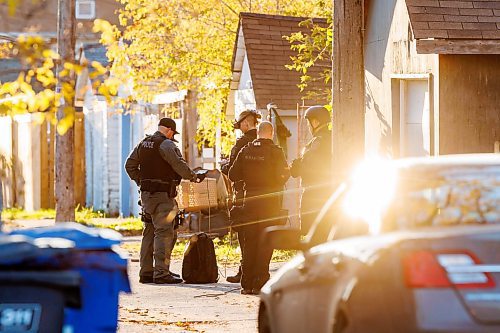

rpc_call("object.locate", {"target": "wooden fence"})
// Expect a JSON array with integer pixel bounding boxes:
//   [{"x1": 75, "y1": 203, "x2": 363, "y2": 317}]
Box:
[{"x1": 0, "y1": 113, "x2": 85, "y2": 211}]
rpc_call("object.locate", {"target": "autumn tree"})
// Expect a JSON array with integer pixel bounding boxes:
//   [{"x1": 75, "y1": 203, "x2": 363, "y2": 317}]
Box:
[
  {"x1": 94, "y1": 0, "x2": 330, "y2": 154},
  {"x1": 0, "y1": 8, "x2": 115, "y2": 219},
  {"x1": 285, "y1": 0, "x2": 333, "y2": 103}
]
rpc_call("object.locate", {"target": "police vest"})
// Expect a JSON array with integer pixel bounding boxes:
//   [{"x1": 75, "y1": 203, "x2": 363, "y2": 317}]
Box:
[
  {"x1": 241, "y1": 139, "x2": 283, "y2": 192},
  {"x1": 138, "y1": 133, "x2": 180, "y2": 184}
]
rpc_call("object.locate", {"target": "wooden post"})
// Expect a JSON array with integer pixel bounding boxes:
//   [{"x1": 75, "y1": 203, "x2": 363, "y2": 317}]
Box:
[
  {"x1": 40, "y1": 120, "x2": 49, "y2": 208},
  {"x1": 74, "y1": 111, "x2": 86, "y2": 207},
  {"x1": 184, "y1": 90, "x2": 198, "y2": 168},
  {"x1": 55, "y1": 0, "x2": 76, "y2": 222},
  {"x1": 332, "y1": 0, "x2": 365, "y2": 180}
]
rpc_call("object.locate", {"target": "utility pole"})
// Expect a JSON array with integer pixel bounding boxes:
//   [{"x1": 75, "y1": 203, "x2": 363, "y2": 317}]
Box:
[
  {"x1": 55, "y1": 0, "x2": 76, "y2": 222},
  {"x1": 332, "y1": 0, "x2": 365, "y2": 180}
]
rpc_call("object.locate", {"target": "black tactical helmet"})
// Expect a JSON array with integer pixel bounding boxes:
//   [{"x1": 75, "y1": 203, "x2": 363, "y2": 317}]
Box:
[
  {"x1": 233, "y1": 109, "x2": 261, "y2": 129},
  {"x1": 304, "y1": 106, "x2": 331, "y2": 124}
]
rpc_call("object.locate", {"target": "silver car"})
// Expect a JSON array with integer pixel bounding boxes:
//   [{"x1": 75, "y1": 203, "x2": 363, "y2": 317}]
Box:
[{"x1": 259, "y1": 154, "x2": 500, "y2": 333}]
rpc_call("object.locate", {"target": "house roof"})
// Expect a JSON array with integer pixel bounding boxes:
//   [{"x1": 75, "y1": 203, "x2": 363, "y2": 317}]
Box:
[
  {"x1": 406, "y1": 0, "x2": 500, "y2": 53},
  {"x1": 0, "y1": 58, "x2": 22, "y2": 83},
  {"x1": 83, "y1": 43, "x2": 110, "y2": 67},
  {"x1": 0, "y1": 58, "x2": 54, "y2": 93},
  {"x1": 231, "y1": 12, "x2": 331, "y2": 110},
  {"x1": 81, "y1": 43, "x2": 110, "y2": 85}
]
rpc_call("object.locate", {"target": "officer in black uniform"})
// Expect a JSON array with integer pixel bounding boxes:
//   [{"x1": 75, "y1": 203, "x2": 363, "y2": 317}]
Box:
[
  {"x1": 290, "y1": 106, "x2": 332, "y2": 235},
  {"x1": 221, "y1": 109, "x2": 260, "y2": 283},
  {"x1": 229, "y1": 121, "x2": 290, "y2": 294},
  {"x1": 125, "y1": 118, "x2": 205, "y2": 284}
]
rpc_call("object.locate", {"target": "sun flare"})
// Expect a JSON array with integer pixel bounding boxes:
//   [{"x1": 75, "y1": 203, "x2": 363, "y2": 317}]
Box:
[{"x1": 343, "y1": 158, "x2": 398, "y2": 234}]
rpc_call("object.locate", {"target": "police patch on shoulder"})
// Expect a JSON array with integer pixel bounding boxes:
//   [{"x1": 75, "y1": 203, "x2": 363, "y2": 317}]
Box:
[{"x1": 141, "y1": 141, "x2": 154, "y2": 149}]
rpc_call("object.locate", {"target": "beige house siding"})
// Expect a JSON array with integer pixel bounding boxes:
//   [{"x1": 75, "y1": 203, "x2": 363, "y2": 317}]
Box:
[{"x1": 364, "y1": 0, "x2": 437, "y2": 158}]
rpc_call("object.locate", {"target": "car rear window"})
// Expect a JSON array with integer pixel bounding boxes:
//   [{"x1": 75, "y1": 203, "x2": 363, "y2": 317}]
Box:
[
  {"x1": 385, "y1": 167, "x2": 500, "y2": 230},
  {"x1": 339, "y1": 164, "x2": 500, "y2": 233}
]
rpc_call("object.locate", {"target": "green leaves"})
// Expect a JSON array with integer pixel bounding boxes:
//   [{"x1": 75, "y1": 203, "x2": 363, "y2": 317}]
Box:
[{"x1": 284, "y1": 0, "x2": 332, "y2": 100}]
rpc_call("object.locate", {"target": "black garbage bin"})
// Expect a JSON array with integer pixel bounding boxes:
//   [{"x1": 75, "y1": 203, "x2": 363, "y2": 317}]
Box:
[
  {"x1": 0, "y1": 234, "x2": 81, "y2": 333},
  {"x1": 0, "y1": 271, "x2": 80, "y2": 333},
  {"x1": 8, "y1": 223, "x2": 131, "y2": 333}
]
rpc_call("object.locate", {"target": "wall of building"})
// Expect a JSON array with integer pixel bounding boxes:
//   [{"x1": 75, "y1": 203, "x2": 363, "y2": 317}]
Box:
[
  {"x1": 0, "y1": 0, "x2": 120, "y2": 37},
  {"x1": 439, "y1": 54, "x2": 500, "y2": 154},
  {"x1": 84, "y1": 97, "x2": 124, "y2": 215},
  {"x1": 120, "y1": 109, "x2": 162, "y2": 217},
  {"x1": 363, "y1": 0, "x2": 437, "y2": 158},
  {"x1": 281, "y1": 113, "x2": 307, "y2": 229},
  {"x1": 84, "y1": 92, "x2": 107, "y2": 211}
]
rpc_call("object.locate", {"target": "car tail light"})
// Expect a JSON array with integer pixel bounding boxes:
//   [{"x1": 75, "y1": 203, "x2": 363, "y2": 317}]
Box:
[{"x1": 403, "y1": 251, "x2": 495, "y2": 289}]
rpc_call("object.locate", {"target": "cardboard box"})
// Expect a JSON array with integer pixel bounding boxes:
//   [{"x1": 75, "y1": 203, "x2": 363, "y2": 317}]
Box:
[{"x1": 176, "y1": 178, "x2": 219, "y2": 212}]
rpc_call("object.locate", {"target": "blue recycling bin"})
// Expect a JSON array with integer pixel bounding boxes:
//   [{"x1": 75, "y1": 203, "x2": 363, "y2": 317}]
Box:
[{"x1": 7, "y1": 223, "x2": 131, "y2": 333}]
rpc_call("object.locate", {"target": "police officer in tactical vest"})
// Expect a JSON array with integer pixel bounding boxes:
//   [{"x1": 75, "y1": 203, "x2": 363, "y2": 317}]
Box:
[
  {"x1": 125, "y1": 118, "x2": 205, "y2": 284},
  {"x1": 290, "y1": 106, "x2": 332, "y2": 235},
  {"x1": 221, "y1": 109, "x2": 260, "y2": 283},
  {"x1": 229, "y1": 121, "x2": 290, "y2": 294}
]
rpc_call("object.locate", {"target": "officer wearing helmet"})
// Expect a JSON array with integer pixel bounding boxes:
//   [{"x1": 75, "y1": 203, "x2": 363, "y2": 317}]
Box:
[
  {"x1": 228, "y1": 121, "x2": 290, "y2": 294},
  {"x1": 290, "y1": 106, "x2": 332, "y2": 235},
  {"x1": 221, "y1": 109, "x2": 261, "y2": 180},
  {"x1": 221, "y1": 109, "x2": 261, "y2": 283}
]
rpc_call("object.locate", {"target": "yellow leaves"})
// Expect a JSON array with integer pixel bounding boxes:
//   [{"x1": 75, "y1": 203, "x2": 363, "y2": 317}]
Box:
[
  {"x1": 86, "y1": 0, "x2": 331, "y2": 153},
  {"x1": 119, "y1": 13, "x2": 129, "y2": 27},
  {"x1": 42, "y1": 49, "x2": 58, "y2": 59},
  {"x1": 60, "y1": 62, "x2": 85, "y2": 76},
  {"x1": 37, "y1": 89, "x2": 55, "y2": 112},
  {"x1": 56, "y1": 106, "x2": 75, "y2": 135},
  {"x1": 0, "y1": 80, "x2": 19, "y2": 96},
  {"x1": 98, "y1": 77, "x2": 121, "y2": 102},
  {"x1": 93, "y1": 19, "x2": 121, "y2": 45},
  {"x1": 0, "y1": 41, "x2": 14, "y2": 58},
  {"x1": 90, "y1": 61, "x2": 108, "y2": 78},
  {"x1": 36, "y1": 67, "x2": 56, "y2": 88},
  {"x1": 0, "y1": 33, "x2": 112, "y2": 137},
  {"x1": 62, "y1": 82, "x2": 76, "y2": 101}
]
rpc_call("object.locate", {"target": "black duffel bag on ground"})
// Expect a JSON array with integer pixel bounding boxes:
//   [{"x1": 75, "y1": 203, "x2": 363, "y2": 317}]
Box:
[{"x1": 182, "y1": 233, "x2": 218, "y2": 284}]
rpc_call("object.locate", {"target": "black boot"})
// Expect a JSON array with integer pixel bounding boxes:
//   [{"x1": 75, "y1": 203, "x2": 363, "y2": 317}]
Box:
[
  {"x1": 139, "y1": 275, "x2": 154, "y2": 284},
  {"x1": 154, "y1": 274, "x2": 183, "y2": 284},
  {"x1": 227, "y1": 266, "x2": 242, "y2": 283}
]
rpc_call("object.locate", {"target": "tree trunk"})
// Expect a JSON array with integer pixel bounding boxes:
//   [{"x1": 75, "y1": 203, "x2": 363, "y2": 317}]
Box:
[
  {"x1": 332, "y1": 0, "x2": 365, "y2": 180},
  {"x1": 55, "y1": 0, "x2": 76, "y2": 222}
]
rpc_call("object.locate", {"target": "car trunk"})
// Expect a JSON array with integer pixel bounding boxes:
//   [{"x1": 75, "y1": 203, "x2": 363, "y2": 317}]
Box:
[
  {"x1": 402, "y1": 227, "x2": 500, "y2": 325},
  {"x1": 444, "y1": 231, "x2": 500, "y2": 324}
]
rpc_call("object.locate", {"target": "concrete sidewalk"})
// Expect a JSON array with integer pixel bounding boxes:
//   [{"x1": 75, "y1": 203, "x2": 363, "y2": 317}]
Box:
[
  {"x1": 119, "y1": 256, "x2": 283, "y2": 332},
  {"x1": 4, "y1": 218, "x2": 282, "y2": 332}
]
